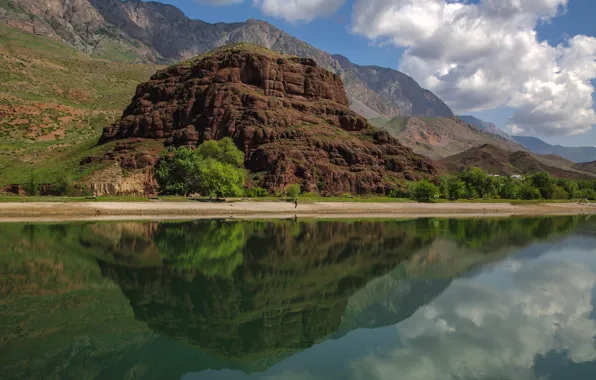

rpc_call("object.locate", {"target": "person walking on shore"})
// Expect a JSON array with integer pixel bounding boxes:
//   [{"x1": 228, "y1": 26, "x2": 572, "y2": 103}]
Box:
[{"x1": 295, "y1": 199, "x2": 298, "y2": 209}]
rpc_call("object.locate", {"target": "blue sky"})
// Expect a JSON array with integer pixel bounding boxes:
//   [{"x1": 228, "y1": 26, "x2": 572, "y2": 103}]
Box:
[{"x1": 156, "y1": 0, "x2": 596, "y2": 146}]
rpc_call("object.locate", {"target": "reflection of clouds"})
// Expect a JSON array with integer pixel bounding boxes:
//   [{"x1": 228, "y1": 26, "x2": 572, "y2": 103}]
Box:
[{"x1": 352, "y1": 260, "x2": 596, "y2": 380}]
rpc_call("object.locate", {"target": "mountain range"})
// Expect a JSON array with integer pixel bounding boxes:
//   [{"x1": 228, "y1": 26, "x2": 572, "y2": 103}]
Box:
[
  {"x1": 0, "y1": 0, "x2": 453, "y2": 120},
  {"x1": 371, "y1": 116, "x2": 524, "y2": 160},
  {"x1": 1, "y1": 0, "x2": 595, "y2": 193},
  {"x1": 512, "y1": 136, "x2": 596, "y2": 163}
]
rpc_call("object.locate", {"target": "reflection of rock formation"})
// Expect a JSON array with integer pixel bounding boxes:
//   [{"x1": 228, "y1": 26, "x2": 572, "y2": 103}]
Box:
[{"x1": 98, "y1": 220, "x2": 434, "y2": 366}]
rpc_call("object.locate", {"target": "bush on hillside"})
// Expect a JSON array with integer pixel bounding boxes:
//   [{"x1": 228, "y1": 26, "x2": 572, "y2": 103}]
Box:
[
  {"x1": 24, "y1": 173, "x2": 40, "y2": 196},
  {"x1": 409, "y1": 180, "x2": 439, "y2": 203},
  {"x1": 285, "y1": 184, "x2": 301, "y2": 199},
  {"x1": 52, "y1": 173, "x2": 74, "y2": 196}
]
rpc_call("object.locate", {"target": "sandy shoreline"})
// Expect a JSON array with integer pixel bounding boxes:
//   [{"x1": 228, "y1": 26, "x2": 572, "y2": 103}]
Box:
[{"x1": 0, "y1": 201, "x2": 595, "y2": 221}]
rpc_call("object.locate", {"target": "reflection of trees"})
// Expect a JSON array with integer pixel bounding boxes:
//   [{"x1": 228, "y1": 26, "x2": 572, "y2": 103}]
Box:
[
  {"x1": 442, "y1": 216, "x2": 579, "y2": 251},
  {"x1": 155, "y1": 221, "x2": 246, "y2": 277}
]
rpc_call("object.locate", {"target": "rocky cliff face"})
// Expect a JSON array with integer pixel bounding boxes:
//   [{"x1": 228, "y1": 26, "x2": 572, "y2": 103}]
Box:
[
  {"x1": 98, "y1": 45, "x2": 438, "y2": 194},
  {"x1": 1, "y1": 0, "x2": 453, "y2": 119}
]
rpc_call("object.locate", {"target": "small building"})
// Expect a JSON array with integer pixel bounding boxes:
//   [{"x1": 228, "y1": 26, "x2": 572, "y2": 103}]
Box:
[{"x1": 511, "y1": 174, "x2": 525, "y2": 180}]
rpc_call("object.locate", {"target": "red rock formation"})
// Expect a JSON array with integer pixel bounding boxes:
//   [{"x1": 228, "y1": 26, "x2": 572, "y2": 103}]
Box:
[{"x1": 99, "y1": 44, "x2": 438, "y2": 194}]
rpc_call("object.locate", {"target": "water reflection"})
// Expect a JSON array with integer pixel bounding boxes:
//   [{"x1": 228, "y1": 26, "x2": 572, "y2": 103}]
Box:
[{"x1": 0, "y1": 216, "x2": 594, "y2": 380}]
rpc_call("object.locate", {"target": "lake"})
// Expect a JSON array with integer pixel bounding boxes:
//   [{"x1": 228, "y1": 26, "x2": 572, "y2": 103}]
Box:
[{"x1": 1, "y1": 216, "x2": 596, "y2": 380}]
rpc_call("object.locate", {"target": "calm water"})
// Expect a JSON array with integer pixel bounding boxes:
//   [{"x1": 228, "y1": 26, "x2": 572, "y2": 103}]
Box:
[{"x1": 1, "y1": 216, "x2": 596, "y2": 380}]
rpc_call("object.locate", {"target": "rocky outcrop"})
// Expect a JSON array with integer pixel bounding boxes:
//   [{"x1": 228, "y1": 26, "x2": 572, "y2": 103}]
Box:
[
  {"x1": 82, "y1": 160, "x2": 158, "y2": 196},
  {"x1": 99, "y1": 45, "x2": 438, "y2": 194},
  {"x1": 2, "y1": 0, "x2": 453, "y2": 118}
]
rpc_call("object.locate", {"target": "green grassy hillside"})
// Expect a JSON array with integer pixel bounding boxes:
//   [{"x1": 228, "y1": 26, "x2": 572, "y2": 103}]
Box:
[{"x1": 0, "y1": 23, "x2": 160, "y2": 185}]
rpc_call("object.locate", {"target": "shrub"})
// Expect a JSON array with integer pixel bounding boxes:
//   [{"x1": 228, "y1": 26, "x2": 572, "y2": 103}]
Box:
[
  {"x1": 285, "y1": 184, "x2": 301, "y2": 199},
  {"x1": 408, "y1": 180, "x2": 439, "y2": 203},
  {"x1": 388, "y1": 187, "x2": 409, "y2": 199},
  {"x1": 244, "y1": 186, "x2": 269, "y2": 198},
  {"x1": 24, "y1": 173, "x2": 40, "y2": 196},
  {"x1": 52, "y1": 173, "x2": 73, "y2": 196}
]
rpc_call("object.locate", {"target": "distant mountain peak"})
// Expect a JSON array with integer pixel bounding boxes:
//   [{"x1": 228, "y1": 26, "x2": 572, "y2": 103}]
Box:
[{"x1": 457, "y1": 115, "x2": 510, "y2": 140}]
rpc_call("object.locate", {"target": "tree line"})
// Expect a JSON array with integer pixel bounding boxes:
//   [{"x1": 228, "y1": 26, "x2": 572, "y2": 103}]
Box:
[
  {"x1": 16, "y1": 138, "x2": 596, "y2": 201},
  {"x1": 405, "y1": 167, "x2": 596, "y2": 202}
]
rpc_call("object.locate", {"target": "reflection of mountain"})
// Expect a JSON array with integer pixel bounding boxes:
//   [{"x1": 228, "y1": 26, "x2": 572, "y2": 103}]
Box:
[
  {"x1": 98, "y1": 220, "x2": 434, "y2": 368},
  {"x1": 0, "y1": 216, "x2": 590, "y2": 379},
  {"x1": 336, "y1": 216, "x2": 584, "y2": 337}
]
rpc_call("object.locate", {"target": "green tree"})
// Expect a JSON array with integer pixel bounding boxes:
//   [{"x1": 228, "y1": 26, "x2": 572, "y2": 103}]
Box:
[
  {"x1": 498, "y1": 176, "x2": 519, "y2": 199},
  {"x1": 519, "y1": 183, "x2": 541, "y2": 200},
  {"x1": 196, "y1": 158, "x2": 245, "y2": 198},
  {"x1": 196, "y1": 137, "x2": 244, "y2": 167},
  {"x1": 459, "y1": 167, "x2": 490, "y2": 198},
  {"x1": 155, "y1": 140, "x2": 246, "y2": 196},
  {"x1": 442, "y1": 176, "x2": 465, "y2": 200},
  {"x1": 155, "y1": 147, "x2": 201, "y2": 195},
  {"x1": 530, "y1": 172, "x2": 552, "y2": 199},
  {"x1": 409, "y1": 180, "x2": 439, "y2": 203}
]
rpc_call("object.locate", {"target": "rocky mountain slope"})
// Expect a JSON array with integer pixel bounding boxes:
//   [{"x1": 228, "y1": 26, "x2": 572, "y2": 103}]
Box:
[
  {"x1": 513, "y1": 136, "x2": 596, "y2": 163},
  {"x1": 457, "y1": 115, "x2": 511, "y2": 140},
  {"x1": 95, "y1": 44, "x2": 438, "y2": 195},
  {"x1": 440, "y1": 144, "x2": 596, "y2": 180},
  {"x1": 572, "y1": 161, "x2": 596, "y2": 175},
  {"x1": 371, "y1": 116, "x2": 526, "y2": 160},
  {"x1": 0, "y1": 0, "x2": 453, "y2": 119},
  {"x1": 0, "y1": 22, "x2": 159, "y2": 187}
]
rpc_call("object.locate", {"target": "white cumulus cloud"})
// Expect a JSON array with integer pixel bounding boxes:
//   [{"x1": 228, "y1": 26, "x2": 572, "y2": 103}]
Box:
[
  {"x1": 351, "y1": 0, "x2": 596, "y2": 136},
  {"x1": 253, "y1": 0, "x2": 346, "y2": 23}
]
